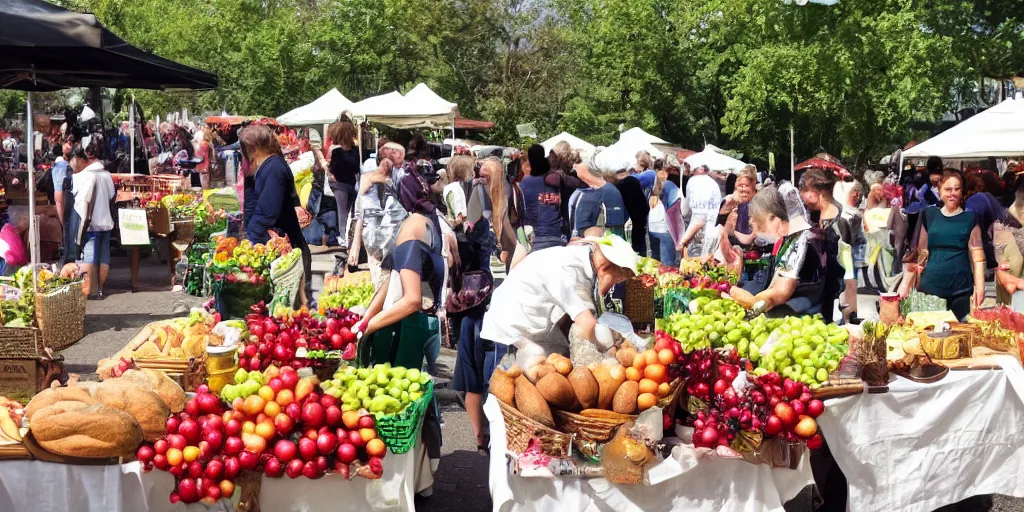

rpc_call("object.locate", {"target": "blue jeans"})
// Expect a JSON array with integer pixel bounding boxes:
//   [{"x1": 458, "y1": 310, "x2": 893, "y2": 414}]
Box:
[
  {"x1": 650, "y1": 231, "x2": 678, "y2": 267},
  {"x1": 78, "y1": 230, "x2": 112, "y2": 266}
]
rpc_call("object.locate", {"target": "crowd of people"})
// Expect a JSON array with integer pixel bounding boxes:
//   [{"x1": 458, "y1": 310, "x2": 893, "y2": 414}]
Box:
[{"x1": 285, "y1": 122, "x2": 1024, "y2": 465}]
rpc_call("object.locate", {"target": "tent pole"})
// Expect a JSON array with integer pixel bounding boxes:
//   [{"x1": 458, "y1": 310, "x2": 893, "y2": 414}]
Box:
[
  {"x1": 789, "y1": 123, "x2": 795, "y2": 183},
  {"x1": 26, "y1": 92, "x2": 38, "y2": 291},
  {"x1": 130, "y1": 94, "x2": 136, "y2": 174},
  {"x1": 451, "y1": 122, "x2": 456, "y2": 157},
  {"x1": 898, "y1": 154, "x2": 904, "y2": 181}
]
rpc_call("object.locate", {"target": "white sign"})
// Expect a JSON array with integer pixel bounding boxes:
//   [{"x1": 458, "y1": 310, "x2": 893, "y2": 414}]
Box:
[{"x1": 118, "y1": 209, "x2": 151, "y2": 246}]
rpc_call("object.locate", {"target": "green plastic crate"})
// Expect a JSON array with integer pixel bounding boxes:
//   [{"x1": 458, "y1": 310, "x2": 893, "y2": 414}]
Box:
[{"x1": 375, "y1": 380, "x2": 434, "y2": 454}]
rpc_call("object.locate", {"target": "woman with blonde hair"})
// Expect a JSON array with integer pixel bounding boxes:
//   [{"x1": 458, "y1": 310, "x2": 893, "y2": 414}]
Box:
[{"x1": 443, "y1": 155, "x2": 475, "y2": 227}]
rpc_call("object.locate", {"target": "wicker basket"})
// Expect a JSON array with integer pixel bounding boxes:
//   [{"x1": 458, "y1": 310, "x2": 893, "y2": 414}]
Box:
[
  {"x1": 271, "y1": 252, "x2": 304, "y2": 309},
  {"x1": 497, "y1": 399, "x2": 572, "y2": 457},
  {"x1": 553, "y1": 409, "x2": 634, "y2": 444},
  {"x1": 35, "y1": 281, "x2": 86, "y2": 351},
  {"x1": 0, "y1": 327, "x2": 44, "y2": 358},
  {"x1": 623, "y1": 278, "x2": 655, "y2": 323}
]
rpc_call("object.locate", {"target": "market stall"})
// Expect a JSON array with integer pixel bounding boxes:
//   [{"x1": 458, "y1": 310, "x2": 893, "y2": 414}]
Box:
[
  {"x1": 683, "y1": 145, "x2": 747, "y2": 172},
  {"x1": 483, "y1": 256, "x2": 836, "y2": 511}
]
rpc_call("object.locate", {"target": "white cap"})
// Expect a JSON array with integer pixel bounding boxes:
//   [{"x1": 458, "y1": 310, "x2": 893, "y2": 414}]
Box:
[{"x1": 582, "y1": 234, "x2": 638, "y2": 275}]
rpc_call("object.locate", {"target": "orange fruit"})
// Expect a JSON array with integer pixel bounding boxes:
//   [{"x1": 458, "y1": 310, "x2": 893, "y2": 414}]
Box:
[
  {"x1": 258, "y1": 385, "x2": 275, "y2": 402},
  {"x1": 366, "y1": 438, "x2": 386, "y2": 458},
  {"x1": 166, "y1": 448, "x2": 183, "y2": 466},
  {"x1": 255, "y1": 421, "x2": 276, "y2": 440},
  {"x1": 219, "y1": 480, "x2": 235, "y2": 498},
  {"x1": 342, "y1": 411, "x2": 361, "y2": 430},
  {"x1": 243, "y1": 395, "x2": 266, "y2": 417},
  {"x1": 644, "y1": 364, "x2": 667, "y2": 383},
  {"x1": 638, "y1": 378, "x2": 658, "y2": 395},
  {"x1": 657, "y1": 349, "x2": 675, "y2": 366},
  {"x1": 657, "y1": 382, "x2": 672, "y2": 397},
  {"x1": 242, "y1": 421, "x2": 256, "y2": 435},
  {"x1": 637, "y1": 393, "x2": 657, "y2": 411},
  {"x1": 632, "y1": 353, "x2": 646, "y2": 370},
  {"x1": 625, "y1": 367, "x2": 642, "y2": 382},
  {"x1": 182, "y1": 446, "x2": 199, "y2": 463},
  {"x1": 359, "y1": 428, "x2": 377, "y2": 443},
  {"x1": 263, "y1": 401, "x2": 281, "y2": 418},
  {"x1": 275, "y1": 389, "x2": 295, "y2": 407},
  {"x1": 643, "y1": 350, "x2": 658, "y2": 366}
]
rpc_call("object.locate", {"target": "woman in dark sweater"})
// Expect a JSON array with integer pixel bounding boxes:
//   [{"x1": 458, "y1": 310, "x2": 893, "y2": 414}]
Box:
[{"x1": 241, "y1": 125, "x2": 313, "y2": 304}]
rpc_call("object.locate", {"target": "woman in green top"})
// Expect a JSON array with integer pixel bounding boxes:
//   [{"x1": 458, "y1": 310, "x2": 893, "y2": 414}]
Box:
[{"x1": 898, "y1": 171, "x2": 985, "y2": 320}]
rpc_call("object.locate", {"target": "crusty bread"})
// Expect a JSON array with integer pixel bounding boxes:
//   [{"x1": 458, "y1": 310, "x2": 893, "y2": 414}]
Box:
[
  {"x1": 31, "y1": 402, "x2": 142, "y2": 458},
  {"x1": 25, "y1": 386, "x2": 96, "y2": 420},
  {"x1": 84, "y1": 380, "x2": 169, "y2": 442},
  {"x1": 118, "y1": 369, "x2": 186, "y2": 413}
]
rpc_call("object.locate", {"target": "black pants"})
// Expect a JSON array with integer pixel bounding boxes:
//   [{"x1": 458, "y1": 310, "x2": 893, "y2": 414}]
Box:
[{"x1": 810, "y1": 438, "x2": 847, "y2": 511}]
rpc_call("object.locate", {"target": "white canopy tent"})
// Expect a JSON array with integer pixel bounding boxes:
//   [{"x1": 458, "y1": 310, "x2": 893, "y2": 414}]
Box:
[
  {"x1": 618, "y1": 127, "x2": 668, "y2": 145},
  {"x1": 903, "y1": 97, "x2": 1024, "y2": 159},
  {"x1": 276, "y1": 88, "x2": 354, "y2": 126},
  {"x1": 595, "y1": 139, "x2": 664, "y2": 172},
  {"x1": 684, "y1": 145, "x2": 746, "y2": 172},
  {"x1": 541, "y1": 132, "x2": 595, "y2": 154},
  {"x1": 344, "y1": 83, "x2": 457, "y2": 129}
]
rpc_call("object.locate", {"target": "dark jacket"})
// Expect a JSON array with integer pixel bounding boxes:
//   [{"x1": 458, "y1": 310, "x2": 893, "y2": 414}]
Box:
[{"x1": 245, "y1": 155, "x2": 303, "y2": 246}]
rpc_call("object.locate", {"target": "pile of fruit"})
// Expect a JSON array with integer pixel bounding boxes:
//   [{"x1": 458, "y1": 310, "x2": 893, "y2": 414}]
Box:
[
  {"x1": 659, "y1": 298, "x2": 848, "y2": 389},
  {"x1": 319, "y1": 275, "x2": 375, "y2": 310},
  {"x1": 240, "y1": 304, "x2": 361, "y2": 371},
  {"x1": 322, "y1": 364, "x2": 432, "y2": 415},
  {"x1": 753, "y1": 315, "x2": 848, "y2": 387},
  {"x1": 675, "y1": 346, "x2": 825, "y2": 451},
  {"x1": 207, "y1": 236, "x2": 292, "y2": 285},
  {"x1": 140, "y1": 365, "x2": 386, "y2": 504}
]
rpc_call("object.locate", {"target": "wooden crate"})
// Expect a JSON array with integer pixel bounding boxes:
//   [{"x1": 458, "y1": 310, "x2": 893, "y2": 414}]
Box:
[{"x1": 0, "y1": 355, "x2": 66, "y2": 403}]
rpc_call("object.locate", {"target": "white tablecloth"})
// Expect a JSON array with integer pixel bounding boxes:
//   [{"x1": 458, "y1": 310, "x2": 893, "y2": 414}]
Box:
[
  {"x1": 0, "y1": 440, "x2": 431, "y2": 512},
  {"x1": 817, "y1": 356, "x2": 1024, "y2": 512},
  {"x1": 485, "y1": 396, "x2": 813, "y2": 512}
]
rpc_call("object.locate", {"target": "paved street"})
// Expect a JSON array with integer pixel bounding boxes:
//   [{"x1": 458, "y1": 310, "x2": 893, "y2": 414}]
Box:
[{"x1": 56, "y1": 251, "x2": 1019, "y2": 512}]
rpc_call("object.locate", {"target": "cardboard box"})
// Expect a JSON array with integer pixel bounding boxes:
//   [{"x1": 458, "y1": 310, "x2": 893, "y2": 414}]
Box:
[{"x1": 0, "y1": 359, "x2": 38, "y2": 402}]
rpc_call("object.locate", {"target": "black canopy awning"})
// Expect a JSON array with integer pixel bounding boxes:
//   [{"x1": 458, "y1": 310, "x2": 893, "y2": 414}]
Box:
[{"x1": 0, "y1": 0, "x2": 217, "y2": 91}]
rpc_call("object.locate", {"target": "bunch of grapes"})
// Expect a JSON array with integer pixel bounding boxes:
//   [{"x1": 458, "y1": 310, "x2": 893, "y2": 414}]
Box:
[{"x1": 755, "y1": 315, "x2": 848, "y2": 388}]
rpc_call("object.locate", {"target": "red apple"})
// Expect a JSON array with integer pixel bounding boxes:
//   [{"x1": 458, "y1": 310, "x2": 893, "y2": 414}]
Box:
[
  {"x1": 285, "y1": 403, "x2": 301, "y2": 421},
  {"x1": 154, "y1": 439, "x2": 168, "y2": 455},
  {"x1": 764, "y1": 415, "x2": 783, "y2": 436},
  {"x1": 225, "y1": 419, "x2": 242, "y2": 437},
  {"x1": 167, "y1": 434, "x2": 187, "y2": 451},
  {"x1": 337, "y1": 443, "x2": 357, "y2": 464},
  {"x1": 285, "y1": 459, "x2": 304, "y2": 478},
  {"x1": 166, "y1": 416, "x2": 180, "y2": 434},
  {"x1": 303, "y1": 460, "x2": 323, "y2": 479},
  {"x1": 274, "y1": 440, "x2": 298, "y2": 463},
  {"x1": 316, "y1": 432, "x2": 337, "y2": 455},
  {"x1": 264, "y1": 456, "x2": 284, "y2": 477},
  {"x1": 179, "y1": 419, "x2": 201, "y2": 444},
  {"x1": 137, "y1": 445, "x2": 155, "y2": 464},
  {"x1": 794, "y1": 415, "x2": 818, "y2": 439},
  {"x1": 348, "y1": 430, "x2": 365, "y2": 449},
  {"x1": 188, "y1": 461, "x2": 203, "y2": 479},
  {"x1": 298, "y1": 437, "x2": 318, "y2": 461},
  {"x1": 301, "y1": 403, "x2": 325, "y2": 429},
  {"x1": 280, "y1": 371, "x2": 299, "y2": 390},
  {"x1": 274, "y1": 413, "x2": 295, "y2": 435},
  {"x1": 774, "y1": 402, "x2": 796, "y2": 427},
  {"x1": 791, "y1": 400, "x2": 805, "y2": 417},
  {"x1": 315, "y1": 455, "x2": 328, "y2": 473},
  {"x1": 268, "y1": 378, "x2": 284, "y2": 393},
  {"x1": 356, "y1": 415, "x2": 375, "y2": 430},
  {"x1": 185, "y1": 399, "x2": 200, "y2": 417},
  {"x1": 204, "y1": 430, "x2": 223, "y2": 452},
  {"x1": 224, "y1": 436, "x2": 244, "y2": 455},
  {"x1": 197, "y1": 393, "x2": 222, "y2": 415},
  {"x1": 806, "y1": 433, "x2": 824, "y2": 449},
  {"x1": 153, "y1": 453, "x2": 169, "y2": 470},
  {"x1": 806, "y1": 399, "x2": 825, "y2": 418},
  {"x1": 178, "y1": 478, "x2": 199, "y2": 503},
  {"x1": 239, "y1": 449, "x2": 260, "y2": 470},
  {"x1": 204, "y1": 459, "x2": 224, "y2": 480},
  {"x1": 223, "y1": 456, "x2": 241, "y2": 480}
]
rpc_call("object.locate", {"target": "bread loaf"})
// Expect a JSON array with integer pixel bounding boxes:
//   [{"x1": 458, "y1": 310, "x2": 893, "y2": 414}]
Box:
[
  {"x1": 536, "y1": 373, "x2": 577, "y2": 410},
  {"x1": 26, "y1": 386, "x2": 96, "y2": 420},
  {"x1": 513, "y1": 375, "x2": 554, "y2": 427},
  {"x1": 612, "y1": 381, "x2": 639, "y2": 414},
  {"x1": 489, "y1": 369, "x2": 516, "y2": 407},
  {"x1": 31, "y1": 402, "x2": 143, "y2": 458},
  {"x1": 84, "y1": 380, "x2": 170, "y2": 441},
  {"x1": 119, "y1": 369, "x2": 186, "y2": 413},
  {"x1": 567, "y1": 367, "x2": 599, "y2": 410}
]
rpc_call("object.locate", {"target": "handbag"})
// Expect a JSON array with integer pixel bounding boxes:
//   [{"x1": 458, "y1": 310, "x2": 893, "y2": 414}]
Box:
[{"x1": 444, "y1": 269, "x2": 494, "y2": 314}]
